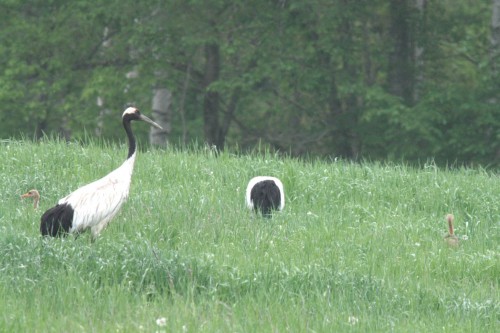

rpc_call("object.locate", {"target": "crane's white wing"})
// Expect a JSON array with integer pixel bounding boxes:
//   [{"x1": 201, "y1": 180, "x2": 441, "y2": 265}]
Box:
[{"x1": 59, "y1": 155, "x2": 136, "y2": 234}]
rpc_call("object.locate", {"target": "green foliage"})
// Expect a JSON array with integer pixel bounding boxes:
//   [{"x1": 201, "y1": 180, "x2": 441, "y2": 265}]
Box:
[
  {"x1": 0, "y1": 0, "x2": 498, "y2": 166},
  {"x1": 0, "y1": 139, "x2": 499, "y2": 331}
]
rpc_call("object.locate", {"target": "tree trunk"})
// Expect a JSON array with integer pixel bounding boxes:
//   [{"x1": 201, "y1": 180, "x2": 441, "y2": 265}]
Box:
[
  {"x1": 203, "y1": 42, "x2": 222, "y2": 148},
  {"x1": 413, "y1": 0, "x2": 426, "y2": 102},
  {"x1": 328, "y1": 2, "x2": 360, "y2": 159},
  {"x1": 150, "y1": 87, "x2": 171, "y2": 147},
  {"x1": 179, "y1": 63, "x2": 191, "y2": 145},
  {"x1": 387, "y1": 0, "x2": 415, "y2": 105},
  {"x1": 95, "y1": 96, "x2": 112, "y2": 138},
  {"x1": 491, "y1": 0, "x2": 500, "y2": 73},
  {"x1": 362, "y1": 20, "x2": 375, "y2": 86},
  {"x1": 35, "y1": 118, "x2": 47, "y2": 140},
  {"x1": 219, "y1": 88, "x2": 240, "y2": 148},
  {"x1": 491, "y1": 0, "x2": 500, "y2": 161}
]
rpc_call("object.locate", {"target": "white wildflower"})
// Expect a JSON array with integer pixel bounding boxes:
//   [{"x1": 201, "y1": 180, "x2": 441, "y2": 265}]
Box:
[
  {"x1": 307, "y1": 211, "x2": 318, "y2": 217},
  {"x1": 348, "y1": 316, "x2": 359, "y2": 325},
  {"x1": 156, "y1": 317, "x2": 167, "y2": 327}
]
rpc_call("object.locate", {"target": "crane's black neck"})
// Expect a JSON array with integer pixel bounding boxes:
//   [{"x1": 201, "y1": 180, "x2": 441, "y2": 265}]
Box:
[{"x1": 123, "y1": 117, "x2": 136, "y2": 159}]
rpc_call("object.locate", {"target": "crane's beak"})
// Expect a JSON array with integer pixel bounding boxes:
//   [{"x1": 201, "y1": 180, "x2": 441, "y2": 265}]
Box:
[
  {"x1": 21, "y1": 192, "x2": 31, "y2": 199},
  {"x1": 139, "y1": 114, "x2": 163, "y2": 130}
]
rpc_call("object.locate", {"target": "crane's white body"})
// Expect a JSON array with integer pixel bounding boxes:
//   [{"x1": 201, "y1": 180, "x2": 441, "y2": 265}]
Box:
[
  {"x1": 60, "y1": 152, "x2": 136, "y2": 239},
  {"x1": 245, "y1": 176, "x2": 285, "y2": 211}
]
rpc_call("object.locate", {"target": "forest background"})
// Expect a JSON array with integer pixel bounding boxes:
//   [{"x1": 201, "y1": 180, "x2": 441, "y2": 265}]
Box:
[{"x1": 1, "y1": 0, "x2": 499, "y2": 167}]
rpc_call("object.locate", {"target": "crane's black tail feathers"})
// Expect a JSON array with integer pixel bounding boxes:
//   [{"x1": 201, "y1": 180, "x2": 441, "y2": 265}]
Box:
[
  {"x1": 250, "y1": 180, "x2": 281, "y2": 217},
  {"x1": 40, "y1": 203, "x2": 74, "y2": 237}
]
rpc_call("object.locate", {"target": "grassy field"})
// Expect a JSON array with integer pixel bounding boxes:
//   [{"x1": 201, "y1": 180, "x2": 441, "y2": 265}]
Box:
[{"x1": 0, "y1": 138, "x2": 498, "y2": 332}]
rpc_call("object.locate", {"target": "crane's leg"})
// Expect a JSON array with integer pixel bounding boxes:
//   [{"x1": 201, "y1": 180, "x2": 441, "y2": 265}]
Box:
[{"x1": 90, "y1": 221, "x2": 108, "y2": 242}]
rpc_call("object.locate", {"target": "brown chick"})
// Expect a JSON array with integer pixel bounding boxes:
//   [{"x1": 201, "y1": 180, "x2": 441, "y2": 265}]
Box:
[
  {"x1": 21, "y1": 189, "x2": 40, "y2": 209},
  {"x1": 444, "y1": 214, "x2": 459, "y2": 247}
]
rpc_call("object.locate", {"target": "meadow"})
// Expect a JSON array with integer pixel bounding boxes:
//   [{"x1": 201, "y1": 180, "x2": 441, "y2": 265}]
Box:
[{"x1": 0, "y1": 138, "x2": 498, "y2": 332}]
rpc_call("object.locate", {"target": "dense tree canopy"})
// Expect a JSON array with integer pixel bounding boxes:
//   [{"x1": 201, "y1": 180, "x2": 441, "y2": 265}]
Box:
[{"x1": 0, "y1": 0, "x2": 499, "y2": 167}]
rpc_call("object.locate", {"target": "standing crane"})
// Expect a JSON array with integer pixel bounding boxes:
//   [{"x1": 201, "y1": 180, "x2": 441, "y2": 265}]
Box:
[
  {"x1": 40, "y1": 107, "x2": 162, "y2": 241},
  {"x1": 21, "y1": 189, "x2": 40, "y2": 209},
  {"x1": 245, "y1": 176, "x2": 285, "y2": 217}
]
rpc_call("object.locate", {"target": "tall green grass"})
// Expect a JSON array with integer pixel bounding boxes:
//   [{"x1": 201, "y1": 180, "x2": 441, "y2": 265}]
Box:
[{"x1": 0, "y1": 138, "x2": 498, "y2": 332}]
